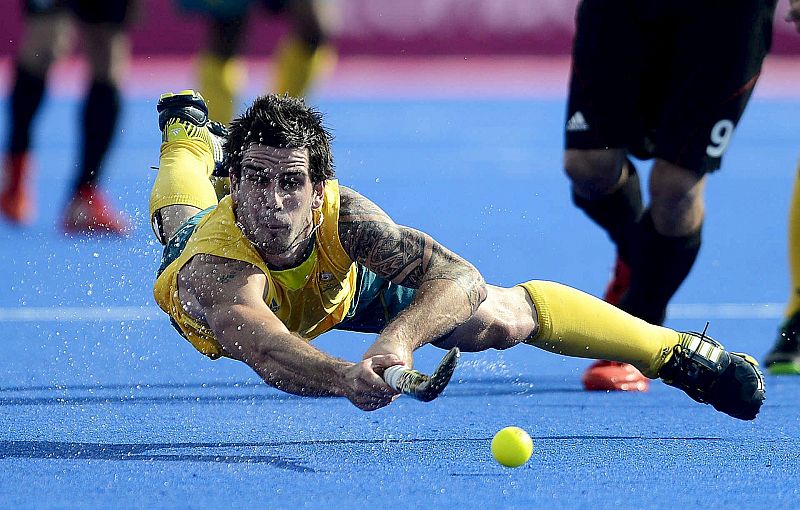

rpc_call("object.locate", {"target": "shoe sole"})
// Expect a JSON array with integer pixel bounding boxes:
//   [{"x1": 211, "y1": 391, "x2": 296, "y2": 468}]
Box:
[
  {"x1": 157, "y1": 90, "x2": 208, "y2": 131},
  {"x1": 725, "y1": 352, "x2": 766, "y2": 420}
]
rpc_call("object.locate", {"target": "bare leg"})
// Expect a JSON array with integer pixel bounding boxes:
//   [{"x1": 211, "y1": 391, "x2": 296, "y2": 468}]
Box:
[
  {"x1": 436, "y1": 281, "x2": 679, "y2": 379},
  {"x1": 618, "y1": 158, "x2": 705, "y2": 323},
  {"x1": 433, "y1": 285, "x2": 536, "y2": 352},
  {"x1": 1, "y1": 12, "x2": 73, "y2": 223},
  {"x1": 153, "y1": 205, "x2": 202, "y2": 244},
  {"x1": 648, "y1": 158, "x2": 706, "y2": 236},
  {"x1": 75, "y1": 23, "x2": 129, "y2": 190},
  {"x1": 18, "y1": 11, "x2": 74, "y2": 74}
]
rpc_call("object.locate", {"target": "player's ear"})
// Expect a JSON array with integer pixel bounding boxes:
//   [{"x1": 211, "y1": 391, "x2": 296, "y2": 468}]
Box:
[
  {"x1": 228, "y1": 171, "x2": 240, "y2": 197},
  {"x1": 311, "y1": 181, "x2": 325, "y2": 209}
]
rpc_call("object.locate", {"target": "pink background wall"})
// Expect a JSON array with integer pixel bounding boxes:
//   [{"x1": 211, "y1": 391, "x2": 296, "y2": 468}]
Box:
[{"x1": 1, "y1": 0, "x2": 798, "y2": 56}]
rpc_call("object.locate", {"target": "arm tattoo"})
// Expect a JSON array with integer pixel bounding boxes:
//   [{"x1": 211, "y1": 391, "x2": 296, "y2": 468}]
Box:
[
  {"x1": 421, "y1": 250, "x2": 487, "y2": 312},
  {"x1": 215, "y1": 265, "x2": 240, "y2": 284},
  {"x1": 339, "y1": 188, "x2": 486, "y2": 311},
  {"x1": 342, "y1": 221, "x2": 431, "y2": 286},
  {"x1": 181, "y1": 255, "x2": 257, "y2": 310}
]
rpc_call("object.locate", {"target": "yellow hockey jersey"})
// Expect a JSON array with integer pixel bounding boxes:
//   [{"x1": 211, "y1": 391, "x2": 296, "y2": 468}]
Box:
[{"x1": 153, "y1": 180, "x2": 357, "y2": 358}]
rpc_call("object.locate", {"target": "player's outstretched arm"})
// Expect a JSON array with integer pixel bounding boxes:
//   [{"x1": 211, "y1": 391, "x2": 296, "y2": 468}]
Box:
[
  {"x1": 179, "y1": 255, "x2": 403, "y2": 411},
  {"x1": 338, "y1": 187, "x2": 487, "y2": 364}
]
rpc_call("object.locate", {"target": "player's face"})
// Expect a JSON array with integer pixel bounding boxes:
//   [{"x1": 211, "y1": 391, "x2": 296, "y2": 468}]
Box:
[{"x1": 232, "y1": 143, "x2": 323, "y2": 261}]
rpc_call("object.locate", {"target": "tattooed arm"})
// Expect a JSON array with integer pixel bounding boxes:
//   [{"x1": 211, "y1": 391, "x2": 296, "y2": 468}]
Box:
[
  {"x1": 338, "y1": 187, "x2": 487, "y2": 366},
  {"x1": 177, "y1": 254, "x2": 403, "y2": 410}
]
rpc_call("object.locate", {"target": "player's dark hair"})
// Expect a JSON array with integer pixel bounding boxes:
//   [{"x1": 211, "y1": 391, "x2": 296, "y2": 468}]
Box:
[{"x1": 224, "y1": 94, "x2": 334, "y2": 183}]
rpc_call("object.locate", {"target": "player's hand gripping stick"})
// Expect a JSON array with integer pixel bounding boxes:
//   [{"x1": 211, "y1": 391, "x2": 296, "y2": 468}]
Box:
[{"x1": 382, "y1": 347, "x2": 460, "y2": 402}]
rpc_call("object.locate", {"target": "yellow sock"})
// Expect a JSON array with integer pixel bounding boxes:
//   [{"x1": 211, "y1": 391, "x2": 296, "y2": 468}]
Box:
[
  {"x1": 197, "y1": 53, "x2": 245, "y2": 123},
  {"x1": 786, "y1": 163, "x2": 800, "y2": 319},
  {"x1": 519, "y1": 280, "x2": 680, "y2": 378},
  {"x1": 273, "y1": 37, "x2": 336, "y2": 97},
  {"x1": 148, "y1": 139, "x2": 219, "y2": 221}
]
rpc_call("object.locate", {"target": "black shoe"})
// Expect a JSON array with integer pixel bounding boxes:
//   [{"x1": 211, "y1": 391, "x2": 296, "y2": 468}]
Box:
[
  {"x1": 764, "y1": 312, "x2": 800, "y2": 375},
  {"x1": 157, "y1": 90, "x2": 209, "y2": 131},
  {"x1": 659, "y1": 331, "x2": 765, "y2": 420},
  {"x1": 157, "y1": 90, "x2": 228, "y2": 176}
]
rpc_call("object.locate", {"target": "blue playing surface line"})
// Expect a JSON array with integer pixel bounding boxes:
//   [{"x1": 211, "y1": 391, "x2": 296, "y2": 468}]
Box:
[{"x1": 0, "y1": 91, "x2": 798, "y2": 508}]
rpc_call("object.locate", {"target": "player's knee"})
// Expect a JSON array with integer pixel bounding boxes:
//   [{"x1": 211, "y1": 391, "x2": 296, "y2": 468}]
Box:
[
  {"x1": 649, "y1": 160, "x2": 704, "y2": 196},
  {"x1": 564, "y1": 149, "x2": 626, "y2": 197},
  {"x1": 649, "y1": 160, "x2": 706, "y2": 234},
  {"x1": 18, "y1": 14, "x2": 72, "y2": 72},
  {"x1": 18, "y1": 38, "x2": 62, "y2": 73},
  {"x1": 485, "y1": 319, "x2": 528, "y2": 350}
]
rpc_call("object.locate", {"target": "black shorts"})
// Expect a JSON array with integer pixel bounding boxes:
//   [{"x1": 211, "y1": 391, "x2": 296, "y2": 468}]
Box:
[
  {"x1": 565, "y1": 0, "x2": 777, "y2": 174},
  {"x1": 25, "y1": 0, "x2": 136, "y2": 25}
]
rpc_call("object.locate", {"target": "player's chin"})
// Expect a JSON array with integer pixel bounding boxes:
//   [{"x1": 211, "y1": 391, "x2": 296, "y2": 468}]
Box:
[{"x1": 257, "y1": 237, "x2": 292, "y2": 254}]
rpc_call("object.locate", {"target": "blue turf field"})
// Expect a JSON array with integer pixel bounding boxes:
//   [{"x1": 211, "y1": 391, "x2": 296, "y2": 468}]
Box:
[{"x1": 0, "y1": 71, "x2": 799, "y2": 508}]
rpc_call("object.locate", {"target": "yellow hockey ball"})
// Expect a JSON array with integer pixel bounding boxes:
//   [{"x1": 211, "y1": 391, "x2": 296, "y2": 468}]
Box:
[{"x1": 491, "y1": 426, "x2": 533, "y2": 467}]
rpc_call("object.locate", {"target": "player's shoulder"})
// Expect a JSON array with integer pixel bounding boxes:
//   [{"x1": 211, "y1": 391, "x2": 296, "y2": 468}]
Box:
[
  {"x1": 338, "y1": 185, "x2": 391, "y2": 221},
  {"x1": 186, "y1": 253, "x2": 257, "y2": 270},
  {"x1": 183, "y1": 254, "x2": 264, "y2": 283},
  {"x1": 338, "y1": 185, "x2": 363, "y2": 208},
  {"x1": 179, "y1": 254, "x2": 266, "y2": 306}
]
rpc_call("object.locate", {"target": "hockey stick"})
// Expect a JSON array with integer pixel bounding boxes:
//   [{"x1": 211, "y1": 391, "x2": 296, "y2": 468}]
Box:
[{"x1": 382, "y1": 347, "x2": 460, "y2": 402}]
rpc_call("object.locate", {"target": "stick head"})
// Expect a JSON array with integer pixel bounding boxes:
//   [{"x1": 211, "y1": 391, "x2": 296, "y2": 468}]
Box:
[
  {"x1": 419, "y1": 347, "x2": 460, "y2": 401},
  {"x1": 383, "y1": 347, "x2": 460, "y2": 402}
]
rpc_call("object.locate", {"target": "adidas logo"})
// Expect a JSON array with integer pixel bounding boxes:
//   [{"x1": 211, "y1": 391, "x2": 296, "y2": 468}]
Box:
[
  {"x1": 566, "y1": 111, "x2": 589, "y2": 132},
  {"x1": 170, "y1": 128, "x2": 181, "y2": 137}
]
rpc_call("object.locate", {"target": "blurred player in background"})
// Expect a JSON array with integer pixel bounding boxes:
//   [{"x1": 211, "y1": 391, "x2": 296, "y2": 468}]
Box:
[
  {"x1": 0, "y1": 0, "x2": 135, "y2": 235},
  {"x1": 178, "y1": 0, "x2": 336, "y2": 123},
  {"x1": 764, "y1": 0, "x2": 800, "y2": 373},
  {"x1": 766, "y1": 162, "x2": 800, "y2": 374},
  {"x1": 562, "y1": 0, "x2": 778, "y2": 391}
]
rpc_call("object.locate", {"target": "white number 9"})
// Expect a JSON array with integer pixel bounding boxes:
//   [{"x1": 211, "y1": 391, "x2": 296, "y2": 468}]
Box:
[{"x1": 706, "y1": 119, "x2": 735, "y2": 158}]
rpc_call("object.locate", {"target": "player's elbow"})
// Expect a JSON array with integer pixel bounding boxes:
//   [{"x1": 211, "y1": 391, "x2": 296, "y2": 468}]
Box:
[
  {"x1": 210, "y1": 305, "x2": 249, "y2": 336},
  {"x1": 208, "y1": 305, "x2": 272, "y2": 362},
  {"x1": 466, "y1": 266, "x2": 488, "y2": 312}
]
